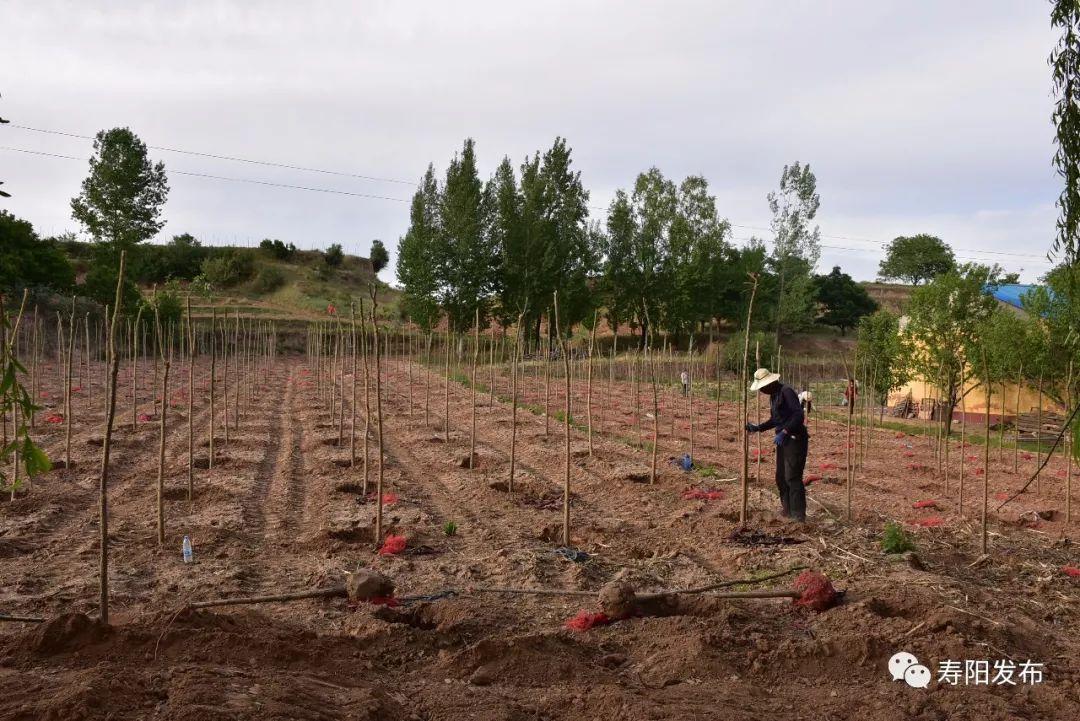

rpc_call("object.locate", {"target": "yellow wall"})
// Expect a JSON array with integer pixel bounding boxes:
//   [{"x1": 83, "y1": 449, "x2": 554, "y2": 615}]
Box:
[{"x1": 889, "y1": 378, "x2": 1064, "y2": 418}]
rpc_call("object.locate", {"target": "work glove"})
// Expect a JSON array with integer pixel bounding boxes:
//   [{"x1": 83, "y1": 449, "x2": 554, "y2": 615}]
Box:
[
  {"x1": 745, "y1": 422, "x2": 758, "y2": 433},
  {"x1": 774, "y1": 432, "x2": 786, "y2": 447}
]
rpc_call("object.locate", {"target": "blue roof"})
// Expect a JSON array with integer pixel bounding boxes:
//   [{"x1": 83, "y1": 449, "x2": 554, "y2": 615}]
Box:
[{"x1": 988, "y1": 284, "x2": 1039, "y2": 310}]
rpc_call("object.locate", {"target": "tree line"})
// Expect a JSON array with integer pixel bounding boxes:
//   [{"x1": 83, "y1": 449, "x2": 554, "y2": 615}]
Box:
[{"x1": 396, "y1": 137, "x2": 882, "y2": 345}]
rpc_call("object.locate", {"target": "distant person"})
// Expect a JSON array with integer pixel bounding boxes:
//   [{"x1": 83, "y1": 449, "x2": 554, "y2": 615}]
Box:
[
  {"x1": 798, "y1": 389, "x2": 813, "y2": 416},
  {"x1": 843, "y1": 378, "x2": 859, "y2": 407},
  {"x1": 680, "y1": 370, "x2": 689, "y2": 397},
  {"x1": 745, "y1": 367, "x2": 809, "y2": 522}
]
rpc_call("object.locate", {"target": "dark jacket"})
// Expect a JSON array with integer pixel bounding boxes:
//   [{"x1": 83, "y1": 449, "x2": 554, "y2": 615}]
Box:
[{"x1": 757, "y1": 383, "x2": 807, "y2": 437}]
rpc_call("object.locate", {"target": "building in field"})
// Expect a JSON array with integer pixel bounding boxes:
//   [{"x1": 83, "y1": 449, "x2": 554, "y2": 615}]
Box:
[{"x1": 887, "y1": 284, "x2": 1066, "y2": 432}]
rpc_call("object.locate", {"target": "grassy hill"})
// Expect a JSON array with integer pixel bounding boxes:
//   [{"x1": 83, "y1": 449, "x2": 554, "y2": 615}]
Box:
[
  {"x1": 183, "y1": 249, "x2": 400, "y2": 321},
  {"x1": 863, "y1": 281, "x2": 914, "y2": 315},
  {"x1": 58, "y1": 240, "x2": 400, "y2": 322}
]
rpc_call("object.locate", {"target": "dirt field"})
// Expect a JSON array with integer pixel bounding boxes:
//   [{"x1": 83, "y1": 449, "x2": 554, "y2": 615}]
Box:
[{"x1": 2, "y1": 354, "x2": 1080, "y2": 720}]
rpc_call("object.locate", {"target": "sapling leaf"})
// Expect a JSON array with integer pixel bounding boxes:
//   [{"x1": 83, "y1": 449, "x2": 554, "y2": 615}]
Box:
[{"x1": 23, "y1": 439, "x2": 51, "y2": 476}]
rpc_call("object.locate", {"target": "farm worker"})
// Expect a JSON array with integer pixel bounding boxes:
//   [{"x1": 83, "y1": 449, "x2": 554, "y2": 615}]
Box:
[
  {"x1": 843, "y1": 378, "x2": 858, "y2": 406},
  {"x1": 680, "y1": 370, "x2": 689, "y2": 396},
  {"x1": 798, "y1": 389, "x2": 813, "y2": 416},
  {"x1": 745, "y1": 367, "x2": 809, "y2": 522}
]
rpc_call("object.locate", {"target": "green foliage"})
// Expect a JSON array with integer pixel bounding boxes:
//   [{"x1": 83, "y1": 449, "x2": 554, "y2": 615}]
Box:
[
  {"x1": 600, "y1": 168, "x2": 734, "y2": 345},
  {"x1": 324, "y1": 243, "x2": 344, "y2": 267},
  {"x1": 1051, "y1": 0, "x2": 1080, "y2": 264},
  {"x1": 437, "y1": 138, "x2": 498, "y2": 330},
  {"x1": 259, "y1": 238, "x2": 296, "y2": 260},
  {"x1": 147, "y1": 287, "x2": 183, "y2": 328},
  {"x1": 768, "y1": 162, "x2": 822, "y2": 338},
  {"x1": 70, "y1": 127, "x2": 169, "y2": 250},
  {"x1": 880, "y1": 522, "x2": 916, "y2": 554},
  {"x1": 369, "y1": 239, "x2": 389, "y2": 273},
  {"x1": 856, "y1": 310, "x2": 910, "y2": 402},
  {"x1": 0, "y1": 211, "x2": 75, "y2": 294},
  {"x1": 442, "y1": 520, "x2": 458, "y2": 537},
  {"x1": 397, "y1": 165, "x2": 443, "y2": 330},
  {"x1": 1, "y1": 309, "x2": 51, "y2": 494},
  {"x1": 504, "y1": 138, "x2": 596, "y2": 337},
  {"x1": 251, "y1": 265, "x2": 286, "y2": 294},
  {"x1": 878, "y1": 234, "x2": 955, "y2": 285},
  {"x1": 82, "y1": 251, "x2": 142, "y2": 314},
  {"x1": 900, "y1": 263, "x2": 1001, "y2": 431},
  {"x1": 723, "y1": 330, "x2": 778, "y2": 372},
  {"x1": 129, "y1": 233, "x2": 209, "y2": 283},
  {"x1": 813, "y1": 266, "x2": 878, "y2": 334},
  {"x1": 200, "y1": 249, "x2": 255, "y2": 287}
]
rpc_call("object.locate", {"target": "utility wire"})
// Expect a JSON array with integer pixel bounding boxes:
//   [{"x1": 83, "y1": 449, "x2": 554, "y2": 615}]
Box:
[
  {"x1": 2, "y1": 128, "x2": 1055, "y2": 265},
  {"x1": 7, "y1": 123, "x2": 418, "y2": 186},
  {"x1": 0, "y1": 146, "x2": 410, "y2": 203}
]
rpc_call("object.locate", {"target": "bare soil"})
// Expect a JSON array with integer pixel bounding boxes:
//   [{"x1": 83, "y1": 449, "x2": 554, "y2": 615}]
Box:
[{"x1": 2, "y1": 355, "x2": 1079, "y2": 720}]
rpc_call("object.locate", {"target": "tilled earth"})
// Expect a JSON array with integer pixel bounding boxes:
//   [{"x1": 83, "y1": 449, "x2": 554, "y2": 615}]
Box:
[{"x1": 1, "y1": 355, "x2": 1079, "y2": 720}]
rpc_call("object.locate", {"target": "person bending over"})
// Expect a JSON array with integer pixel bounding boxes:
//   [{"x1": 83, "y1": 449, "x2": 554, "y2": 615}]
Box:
[{"x1": 745, "y1": 368, "x2": 809, "y2": 522}]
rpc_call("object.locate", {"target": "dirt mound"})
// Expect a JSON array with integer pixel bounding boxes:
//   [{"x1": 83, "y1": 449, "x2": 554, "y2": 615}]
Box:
[{"x1": 12, "y1": 612, "x2": 112, "y2": 656}]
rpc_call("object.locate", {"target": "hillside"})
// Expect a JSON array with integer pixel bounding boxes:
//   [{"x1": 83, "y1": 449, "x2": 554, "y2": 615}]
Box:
[
  {"x1": 182, "y1": 249, "x2": 400, "y2": 321},
  {"x1": 862, "y1": 281, "x2": 914, "y2": 315},
  {"x1": 58, "y1": 240, "x2": 401, "y2": 321}
]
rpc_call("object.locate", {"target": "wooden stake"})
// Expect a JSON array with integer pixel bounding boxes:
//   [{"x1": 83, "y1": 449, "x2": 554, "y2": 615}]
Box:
[
  {"x1": 370, "y1": 292, "x2": 385, "y2": 544},
  {"x1": 470, "y1": 307, "x2": 478, "y2": 469},
  {"x1": 553, "y1": 291, "x2": 572, "y2": 546},
  {"x1": 99, "y1": 251, "x2": 126, "y2": 625},
  {"x1": 739, "y1": 274, "x2": 759, "y2": 526},
  {"x1": 186, "y1": 297, "x2": 194, "y2": 501},
  {"x1": 981, "y1": 346, "x2": 991, "y2": 555}
]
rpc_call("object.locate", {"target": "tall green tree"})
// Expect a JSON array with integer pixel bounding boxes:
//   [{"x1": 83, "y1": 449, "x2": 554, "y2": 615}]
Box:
[
  {"x1": 70, "y1": 128, "x2": 169, "y2": 252},
  {"x1": 396, "y1": 164, "x2": 442, "y2": 330},
  {"x1": 878, "y1": 234, "x2": 955, "y2": 285},
  {"x1": 491, "y1": 156, "x2": 528, "y2": 323},
  {"x1": 768, "y1": 161, "x2": 821, "y2": 342},
  {"x1": 504, "y1": 138, "x2": 595, "y2": 342},
  {"x1": 856, "y1": 309, "x2": 910, "y2": 404},
  {"x1": 813, "y1": 266, "x2": 878, "y2": 334},
  {"x1": 1052, "y1": 0, "x2": 1080, "y2": 269},
  {"x1": 901, "y1": 263, "x2": 1001, "y2": 434},
  {"x1": 665, "y1": 175, "x2": 734, "y2": 338},
  {"x1": 599, "y1": 168, "x2": 677, "y2": 347},
  {"x1": 436, "y1": 138, "x2": 496, "y2": 331}
]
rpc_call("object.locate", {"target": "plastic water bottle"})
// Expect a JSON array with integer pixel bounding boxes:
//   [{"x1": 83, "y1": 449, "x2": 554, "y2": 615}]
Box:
[{"x1": 182, "y1": 535, "x2": 193, "y2": 564}]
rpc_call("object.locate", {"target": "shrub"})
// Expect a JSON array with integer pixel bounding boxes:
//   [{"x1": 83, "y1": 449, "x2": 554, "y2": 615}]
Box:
[
  {"x1": 324, "y1": 243, "x2": 344, "y2": 267},
  {"x1": 259, "y1": 238, "x2": 296, "y2": 260},
  {"x1": 201, "y1": 249, "x2": 255, "y2": 287},
  {"x1": 146, "y1": 287, "x2": 183, "y2": 327},
  {"x1": 881, "y1": 521, "x2": 916, "y2": 554},
  {"x1": 722, "y1": 329, "x2": 779, "y2": 373},
  {"x1": 251, "y1": 265, "x2": 286, "y2": 293},
  {"x1": 0, "y1": 211, "x2": 75, "y2": 294}
]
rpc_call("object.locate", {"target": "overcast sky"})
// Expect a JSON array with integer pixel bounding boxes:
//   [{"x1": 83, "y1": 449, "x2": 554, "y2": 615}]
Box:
[{"x1": 1, "y1": 1, "x2": 1063, "y2": 284}]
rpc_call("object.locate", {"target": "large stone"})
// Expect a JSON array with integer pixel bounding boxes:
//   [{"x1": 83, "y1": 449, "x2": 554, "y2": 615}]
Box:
[
  {"x1": 345, "y1": 569, "x2": 394, "y2": 601},
  {"x1": 598, "y1": 581, "x2": 638, "y2": 618}
]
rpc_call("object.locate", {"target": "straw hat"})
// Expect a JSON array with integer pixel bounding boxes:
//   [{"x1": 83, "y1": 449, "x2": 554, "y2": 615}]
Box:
[{"x1": 749, "y1": 367, "x2": 781, "y2": 392}]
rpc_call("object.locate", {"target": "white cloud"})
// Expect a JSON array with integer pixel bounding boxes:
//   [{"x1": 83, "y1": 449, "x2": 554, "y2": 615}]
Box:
[{"x1": 0, "y1": 0, "x2": 1061, "y2": 284}]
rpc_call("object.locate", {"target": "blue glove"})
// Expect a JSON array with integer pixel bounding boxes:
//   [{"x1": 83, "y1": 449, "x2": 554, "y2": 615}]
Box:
[
  {"x1": 745, "y1": 422, "x2": 758, "y2": 433},
  {"x1": 774, "y1": 432, "x2": 786, "y2": 447}
]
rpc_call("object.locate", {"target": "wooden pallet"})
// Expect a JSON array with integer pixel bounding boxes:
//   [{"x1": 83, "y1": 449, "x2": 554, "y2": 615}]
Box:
[{"x1": 1016, "y1": 410, "x2": 1065, "y2": 442}]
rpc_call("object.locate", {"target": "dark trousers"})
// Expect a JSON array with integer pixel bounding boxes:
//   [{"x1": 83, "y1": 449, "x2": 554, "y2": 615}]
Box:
[{"x1": 775, "y1": 433, "x2": 808, "y2": 521}]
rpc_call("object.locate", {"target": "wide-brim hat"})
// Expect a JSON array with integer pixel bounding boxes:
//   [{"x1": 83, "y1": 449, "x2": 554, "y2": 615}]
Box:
[{"x1": 749, "y1": 367, "x2": 781, "y2": 392}]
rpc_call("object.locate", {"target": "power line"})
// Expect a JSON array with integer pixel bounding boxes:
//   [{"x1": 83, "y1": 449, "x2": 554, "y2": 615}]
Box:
[
  {"x1": 0, "y1": 146, "x2": 411, "y2": 202},
  {"x1": 7, "y1": 123, "x2": 419, "y2": 186},
  {"x1": 3, "y1": 131, "x2": 1055, "y2": 266}
]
